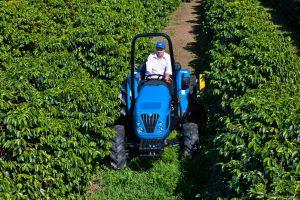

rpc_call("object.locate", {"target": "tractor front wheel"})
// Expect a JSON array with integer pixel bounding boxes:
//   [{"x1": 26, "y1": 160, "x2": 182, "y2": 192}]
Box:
[
  {"x1": 182, "y1": 122, "x2": 199, "y2": 156},
  {"x1": 110, "y1": 125, "x2": 127, "y2": 169}
]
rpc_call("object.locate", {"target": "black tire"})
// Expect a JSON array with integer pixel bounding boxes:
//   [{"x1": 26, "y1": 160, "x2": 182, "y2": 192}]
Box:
[
  {"x1": 183, "y1": 122, "x2": 199, "y2": 156},
  {"x1": 110, "y1": 125, "x2": 127, "y2": 169}
]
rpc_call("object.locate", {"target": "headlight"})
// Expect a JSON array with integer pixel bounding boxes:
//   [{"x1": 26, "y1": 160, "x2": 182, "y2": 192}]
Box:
[
  {"x1": 137, "y1": 127, "x2": 144, "y2": 132},
  {"x1": 157, "y1": 121, "x2": 163, "y2": 132},
  {"x1": 136, "y1": 121, "x2": 144, "y2": 133}
]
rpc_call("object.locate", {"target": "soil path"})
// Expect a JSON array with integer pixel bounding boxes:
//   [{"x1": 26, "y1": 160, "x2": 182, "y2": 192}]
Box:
[{"x1": 163, "y1": 0, "x2": 201, "y2": 70}]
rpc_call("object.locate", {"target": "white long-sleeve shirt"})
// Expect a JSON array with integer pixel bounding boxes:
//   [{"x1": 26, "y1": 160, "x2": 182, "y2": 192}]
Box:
[{"x1": 145, "y1": 52, "x2": 172, "y2": 76}]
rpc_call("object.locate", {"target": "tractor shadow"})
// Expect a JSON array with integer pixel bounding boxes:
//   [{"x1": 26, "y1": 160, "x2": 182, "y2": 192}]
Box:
[
  {"x1": 175, "y1": 101, "x2": 226, "y2": 199},
  {"x1": 175, "y1": 132, "x2": 227, "y2": 199},
  {"x1": 127, "y1": 156, "x2": 154, "y2": 172}
]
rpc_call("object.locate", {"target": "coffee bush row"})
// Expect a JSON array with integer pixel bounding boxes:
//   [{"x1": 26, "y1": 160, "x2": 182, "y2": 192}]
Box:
[
  {"x1": 202, "y1": 0, "x2": 300, "y2": 198},
  {"x1": 0, "y1": 0, "x2": 181, "y2": 198}
]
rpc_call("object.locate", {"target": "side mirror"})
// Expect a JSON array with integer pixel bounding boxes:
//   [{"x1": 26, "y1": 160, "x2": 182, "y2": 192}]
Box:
[{"x1": 181, "y1": 77, "x2": 190, "y2": 90}]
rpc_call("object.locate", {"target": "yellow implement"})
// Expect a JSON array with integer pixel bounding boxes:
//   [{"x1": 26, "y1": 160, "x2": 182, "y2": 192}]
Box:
[{"x1": 199, "y1": 73, "x2": 205, "y2": 91}]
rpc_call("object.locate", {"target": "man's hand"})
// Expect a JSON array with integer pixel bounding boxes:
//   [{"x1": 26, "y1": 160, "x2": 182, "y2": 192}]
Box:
[{"x1": 165, "y1": 74, "x2": 171, "y2": 84}]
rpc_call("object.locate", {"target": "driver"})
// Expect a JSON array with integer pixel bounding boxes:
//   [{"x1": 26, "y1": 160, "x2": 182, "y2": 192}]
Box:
[{"x1": 145, "y1": 41, "x2": 172, "y2": 84}]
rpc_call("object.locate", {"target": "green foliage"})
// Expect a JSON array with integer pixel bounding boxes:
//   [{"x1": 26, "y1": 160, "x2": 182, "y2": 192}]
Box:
[
  {"x1": 220, "y1": 83, "x2": 299, "y2": 199},
  {"x1": 88, "y1": 147, "x2": 182, "y2": 200},
  {"x1": 87, "y1": 131, "x2": 207, "y2": 200},
  {"x1": 201, "y1": 0, "x2": 300, "y2": 198},
  {"x1": 203, "y1": 0, "x2": 299, "y2": 113},
  {"x1": 0, "y1": 0, "x2": 181, "y2": 198}
]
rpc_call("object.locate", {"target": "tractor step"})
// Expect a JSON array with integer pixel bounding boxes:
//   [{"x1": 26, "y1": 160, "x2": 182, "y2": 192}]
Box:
[
  {"x1": 139, "y1": 151, "x2": 162, "y2": 158},
  {"x1": 139, "y1": 139, "x2": 165, "y2": 151}
]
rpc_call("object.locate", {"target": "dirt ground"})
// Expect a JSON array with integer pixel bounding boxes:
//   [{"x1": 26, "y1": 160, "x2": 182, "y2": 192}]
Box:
[{"x1": 162, "y1": 0, "x2": 201, "y2": 70}]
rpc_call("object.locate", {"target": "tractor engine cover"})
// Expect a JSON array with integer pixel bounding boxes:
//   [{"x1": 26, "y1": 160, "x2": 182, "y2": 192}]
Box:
[{"x1": 133, "y1": 81, "x2": 172, "y2": 140}]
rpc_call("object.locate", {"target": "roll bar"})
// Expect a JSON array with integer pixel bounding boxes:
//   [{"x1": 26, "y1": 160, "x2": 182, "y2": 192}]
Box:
[{"x1": 130, "y1": 33, "x2": 178, "y2": 118}]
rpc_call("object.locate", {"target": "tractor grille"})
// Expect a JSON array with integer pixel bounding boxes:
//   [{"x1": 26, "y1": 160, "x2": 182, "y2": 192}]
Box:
[{"x1": 141, "y1": 114, "x2": 159, "y2": 133}]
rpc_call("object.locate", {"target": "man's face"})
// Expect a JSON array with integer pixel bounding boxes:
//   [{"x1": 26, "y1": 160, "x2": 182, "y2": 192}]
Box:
[{"x1": 156, "y1": 47, "x2": 165, "y2": 58}]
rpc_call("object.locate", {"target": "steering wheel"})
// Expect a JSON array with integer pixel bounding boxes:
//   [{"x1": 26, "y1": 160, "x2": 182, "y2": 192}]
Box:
[
  {"x1": 145, "y1": 74, "x2": 165, "y2": 81},
  {"x1": 138, "y1": 74, "x2": 166, "y2": 90}
]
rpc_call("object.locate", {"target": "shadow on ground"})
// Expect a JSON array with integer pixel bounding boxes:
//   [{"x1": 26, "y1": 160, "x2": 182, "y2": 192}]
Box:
[
  {"x1": 174, "y1": 104, "x2": 226, "y2": 199},
  {"x1": 260, "y1": 0, "x2": 300, "y2": 56},
  {"x1": 174, "y1": 1, "x2": 226, "y2": 199},
  {"x1": 184, "y1": 0, "x2": 211, "y2": 74},
  {"x1": 127, "y1": 157, "x2": 155, "y2": 172}
]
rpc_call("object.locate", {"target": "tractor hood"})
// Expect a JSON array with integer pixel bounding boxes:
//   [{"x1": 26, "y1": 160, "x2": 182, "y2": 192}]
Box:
[
  {"x1": 135, "y1": 84, "x2": 171, "y2": 112},
  {"x1": 133, "y1": 83, "x2": 171, "y2": 139}
]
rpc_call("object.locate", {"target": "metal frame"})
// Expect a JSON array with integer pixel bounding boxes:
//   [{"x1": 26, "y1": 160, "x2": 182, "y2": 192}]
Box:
[{"x1": 130, "y1": 33, "x2": 179, "y2": 120}]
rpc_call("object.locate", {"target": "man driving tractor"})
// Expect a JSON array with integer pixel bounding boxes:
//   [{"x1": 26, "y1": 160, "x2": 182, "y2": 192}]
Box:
[
  {"x1": 145, "y1": 41, "x2": 172, "y2": 84},
  {"x1": 110, "y1": 33, "x2": 200, "y2": 169}
]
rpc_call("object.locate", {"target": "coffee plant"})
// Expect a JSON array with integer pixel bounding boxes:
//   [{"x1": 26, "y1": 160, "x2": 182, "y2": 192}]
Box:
[
  {"x1": 201, "y1": 0, "x2": 300, "y2": 198},
  {"x1": 220, "y1": 83, "x2": 299, "y2": 199},
  {"x1": 0, "y1": 0, "x2": 181, "y2": 199}
]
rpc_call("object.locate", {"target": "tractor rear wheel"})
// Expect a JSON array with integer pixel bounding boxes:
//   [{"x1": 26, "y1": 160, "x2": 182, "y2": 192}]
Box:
[
  {"x1": 110, "y1": 125, "x2": 127, "y2": 169},
  {"x1": 183, "y1": 122, "x2": 199, "y2": 156}
]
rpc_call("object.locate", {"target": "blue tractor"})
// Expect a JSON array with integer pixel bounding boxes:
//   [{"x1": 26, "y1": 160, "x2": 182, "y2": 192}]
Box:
[{"x1": 111, "y1": 33, "x2": 200, "y2": 169}]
